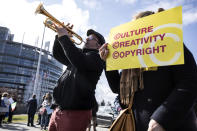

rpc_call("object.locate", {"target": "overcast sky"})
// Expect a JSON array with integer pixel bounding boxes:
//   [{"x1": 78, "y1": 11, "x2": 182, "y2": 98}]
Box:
[{"x1": 0, "y1": 0, "x2": 197, "y2": 104}]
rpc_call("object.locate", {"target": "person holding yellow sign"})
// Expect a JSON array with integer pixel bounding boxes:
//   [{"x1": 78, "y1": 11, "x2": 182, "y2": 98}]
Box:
[{"x1": 100, "y1": 8, "x2": 197, "y2": 131}]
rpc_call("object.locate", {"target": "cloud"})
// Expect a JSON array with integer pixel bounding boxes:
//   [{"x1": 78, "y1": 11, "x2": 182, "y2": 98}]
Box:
[
  {"x1": 82, "y1": 0, "x2": 101, "y2": 9},
  {"x1": 131, "y1": 0, "x2": 197, "y2": 26},
  {"x1": 0, "y1": 0, "x2": 43, "y2": 45},
  {"x1": 183, "y1": 8, "x2": 197, "y2": 25},
  {"x1": 133, "y1": 1, "x2": 181, "y2": 15},
  {"x1": 115, "y1": 0, "x2": 137, "y2": 4},
  {"x1": 0, "y1": 0, "x2": 95, "y2": 50}
]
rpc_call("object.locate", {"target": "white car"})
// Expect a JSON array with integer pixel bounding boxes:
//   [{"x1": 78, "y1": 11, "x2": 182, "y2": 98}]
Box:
[{"x1": 97, "y1": 106, "x2": 114, "y2": 127}]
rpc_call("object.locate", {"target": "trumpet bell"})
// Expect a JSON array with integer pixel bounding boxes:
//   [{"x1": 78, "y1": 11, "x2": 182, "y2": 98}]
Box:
[
  {"x1": 35, "y1": 3, "x2": 44, "y2": 15},
  {"x1": 35, "y1": 3, "x2": 84, "y2": 45}
]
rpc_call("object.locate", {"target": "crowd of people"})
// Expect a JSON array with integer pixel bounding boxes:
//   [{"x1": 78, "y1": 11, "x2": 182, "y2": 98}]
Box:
[
  {"x1": 26, "y1": 93, "x2": 53, "y2": 130},
  {"x1": 46, "y1": 7, "x2": 196, "y2": 131}
]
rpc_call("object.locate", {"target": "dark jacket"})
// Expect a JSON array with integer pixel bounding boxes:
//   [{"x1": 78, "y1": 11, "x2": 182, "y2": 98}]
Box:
[
  {"x1": 27, "y1": 98, "x2": 37, "y2": 115},
  {"x1": 53, "y1": 35, "x2": 103, "y2": 110},
  {"x1": 105, "y1": 45, "x2": 197, "y2": 131}
]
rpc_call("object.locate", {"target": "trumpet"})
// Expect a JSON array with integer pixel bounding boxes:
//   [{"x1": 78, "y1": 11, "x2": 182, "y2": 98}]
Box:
[{"x1": 35, "y1": 3, "x2": 84, "y2": 45}]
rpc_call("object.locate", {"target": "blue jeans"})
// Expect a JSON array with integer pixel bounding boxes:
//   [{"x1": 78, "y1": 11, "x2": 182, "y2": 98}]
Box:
[{"x1": 41, "y1": 113, "x2": 48, "y2": 129}]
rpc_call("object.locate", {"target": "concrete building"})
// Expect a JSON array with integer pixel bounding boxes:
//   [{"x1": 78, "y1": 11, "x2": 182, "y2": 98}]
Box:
[{"x1": 0, "y1": 26, "x2": 63, "y2": 113}]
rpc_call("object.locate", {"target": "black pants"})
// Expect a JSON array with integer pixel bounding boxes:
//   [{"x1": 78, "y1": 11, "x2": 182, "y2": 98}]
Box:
[
  {"x1": 8, "y1": 111, "x2": 13, "y2": 122},
  {"x1": 27, "y1": 113, "x2": 35, "y2": 126},
  {"x1": 0, "y1": 115, "x2": 3, "y2": 126},
  {"x1": 37, "y1": 113, "x2": 41, "y2": 124}
]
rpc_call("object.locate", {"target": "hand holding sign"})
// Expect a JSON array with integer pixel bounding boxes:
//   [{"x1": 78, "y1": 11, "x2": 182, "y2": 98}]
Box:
[
  {"x1": 106, "y1": 6, "x2": 183, "y2": 71},
  {"x1": 99, "y1": 43, "x2": 109, "y2": 61}
]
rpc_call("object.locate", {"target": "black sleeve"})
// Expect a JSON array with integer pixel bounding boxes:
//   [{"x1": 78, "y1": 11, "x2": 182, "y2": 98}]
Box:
[
  {"x1": 104, "y1": 67, "x2": 120, "y2": 94},
  {"x1": 151, "y1": 45, "x2": 197, "y2": 130},
  {"x1": 35, "y1": 100, "x2": 37, "y2": 110},
  {"x1": 58, "y1": 35, "x2": 103, "y2": 71},
  {"x1": 52, "y1": 35, "x2": 71, "y2": 66}
]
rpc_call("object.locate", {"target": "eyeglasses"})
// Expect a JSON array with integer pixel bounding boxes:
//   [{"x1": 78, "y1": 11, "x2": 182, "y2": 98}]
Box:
[{"x1": 87, "y1": 35, "x2": 99, "y2": 43}]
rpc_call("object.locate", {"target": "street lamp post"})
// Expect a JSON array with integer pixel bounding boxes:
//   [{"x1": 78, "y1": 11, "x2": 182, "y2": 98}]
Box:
[{"x1": 33, "y1": 25, "x2": 46, "y2": 102}]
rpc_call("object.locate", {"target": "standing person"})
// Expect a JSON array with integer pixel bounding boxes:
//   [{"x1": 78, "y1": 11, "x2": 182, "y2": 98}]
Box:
[
  {"x1": 0, "y1": 92, "x2": 4, "y2": 127},
  {"x1": 26, "y1": 94, "x2": 37, "y2": 127},
  {"x1": 1, "y1": 92, "x2": 10, "y2": 124},
  {"x1": 41, "y1": 93, "x2": 53, "y2": 130},
  {"x1": 99, "y1": 8, "x2": 197, "y2": 131},
  {"x1": 48, "y1": 24, "x2": 105, "y2": 131},
  {"x1": 7, "y1": 98, "x2": 12, "y2": 123},
  {"x1": 7, "y1": 95, "x2": 17, "y2": 123},
  {"x1": 37, "y1": 95, "x2": 46, "y2": 125}
]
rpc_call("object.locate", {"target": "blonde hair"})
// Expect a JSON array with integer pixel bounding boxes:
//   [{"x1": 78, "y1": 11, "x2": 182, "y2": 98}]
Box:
[
  {"x1": 45, "y1": 93, "x2": 52, "y2": 101},
  {"x1": 134, "y1": 8, "x2": 165, "y2": 20}
]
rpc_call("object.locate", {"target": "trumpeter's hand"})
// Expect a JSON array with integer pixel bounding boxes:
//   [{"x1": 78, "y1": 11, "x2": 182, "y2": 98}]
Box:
[{"x1": 54, "y1": 23, "x2": 69, "y2": 38}]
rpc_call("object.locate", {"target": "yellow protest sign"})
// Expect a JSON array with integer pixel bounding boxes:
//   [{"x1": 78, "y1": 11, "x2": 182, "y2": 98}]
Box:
[{"x1": 106, "y1": 6, "x2": 184, "y2": 71}]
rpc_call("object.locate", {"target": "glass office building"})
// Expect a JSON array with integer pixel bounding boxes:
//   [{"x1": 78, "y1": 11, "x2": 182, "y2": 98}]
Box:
[{"x1": 0, "y1": 26, "x2": 63, "y2": 113}]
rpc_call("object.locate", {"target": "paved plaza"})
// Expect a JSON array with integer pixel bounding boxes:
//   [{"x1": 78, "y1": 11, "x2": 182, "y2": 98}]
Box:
[{"x1": 0, "y1": 122, "x2": 109, "y2": 131}]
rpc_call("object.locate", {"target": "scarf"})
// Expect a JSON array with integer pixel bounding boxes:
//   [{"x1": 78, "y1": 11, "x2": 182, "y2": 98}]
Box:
[
  {"x1": 119, "y1": 68, "x2": 144, "y2": 107},
  {"x1": 120, "y1": 67, "x2": 158, "y2": 107}
]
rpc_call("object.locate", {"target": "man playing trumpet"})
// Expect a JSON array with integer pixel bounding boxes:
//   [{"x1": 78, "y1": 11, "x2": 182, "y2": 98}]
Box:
[{"x1": 48, "y1": 23, "x2": 105, "y2": 131}]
